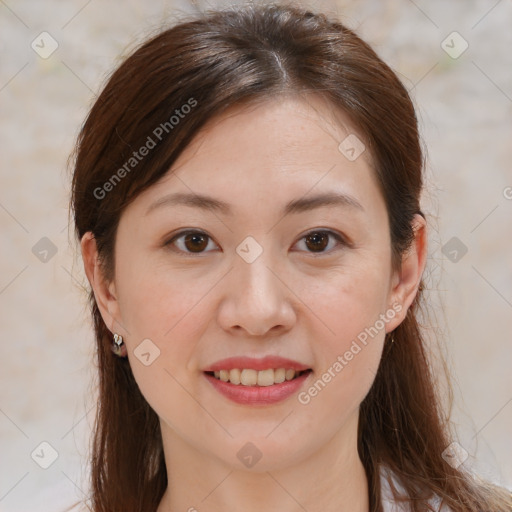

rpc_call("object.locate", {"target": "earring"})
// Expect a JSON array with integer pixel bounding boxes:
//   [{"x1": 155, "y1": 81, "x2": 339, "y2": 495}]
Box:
[{"x1": 112, "y1": 333, "x2": 125, "y2": 357}]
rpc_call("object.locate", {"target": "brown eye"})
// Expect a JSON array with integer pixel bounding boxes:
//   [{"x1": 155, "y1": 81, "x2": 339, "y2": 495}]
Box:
[
  {"x1": 183, "y1": 233, "x2": 209, "y2": 252},
  {"x1": 295, "y1": 230, "x2": 346, "y2": 254},
  {"x1": 166, "y1": 230, "x2": 217, "y2": 255},
  {"x1": 305, "y1": 232, "x2": 329, "y2": 252}
]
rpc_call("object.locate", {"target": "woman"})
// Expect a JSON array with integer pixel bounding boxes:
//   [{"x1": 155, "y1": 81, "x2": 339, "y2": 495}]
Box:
[{"x1": 68, "y1": 2, "x2": 512, "y2": 511}]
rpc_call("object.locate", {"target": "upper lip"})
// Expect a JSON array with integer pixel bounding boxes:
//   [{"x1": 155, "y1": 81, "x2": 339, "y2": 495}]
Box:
[{"x1": 203, "y1": 356, "x2": 311, "y2": 372}]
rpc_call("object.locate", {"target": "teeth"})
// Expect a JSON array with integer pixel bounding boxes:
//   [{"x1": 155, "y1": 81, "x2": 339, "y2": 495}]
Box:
[
  {"x1": 257, "y1": 369, "x2": 274, "y2": 387},
  {"x1": 210, "y1": 368, "x2": 306, "y2": 386},
  {"x1": 274, "y1": 368, "x2": 286, "y2": 383},
  {"x1": 229, "y1": 368, "x2": 241, "y2": 385},
  {"x1": 285, "y1": 369, "x2": 295, "y2": 381},
  {"x1": 240, "y1": 369, "x2": 258, "y2": 386}
]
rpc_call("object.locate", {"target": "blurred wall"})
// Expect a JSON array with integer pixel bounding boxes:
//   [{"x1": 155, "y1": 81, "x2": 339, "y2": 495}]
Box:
[{"x1": 1, "y1": 0, "x2": 511, "y2": 509}]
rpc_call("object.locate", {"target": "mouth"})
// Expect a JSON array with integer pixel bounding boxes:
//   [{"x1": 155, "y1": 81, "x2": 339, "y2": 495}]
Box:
[
  {"x1": 203, "y1": 367, "x2": 313, "y2": 405},
  {"x1": 204, "y1": 368, "x2": 313, "y2": 387},
  {"x1": 202, "y1": 356, "x2": 313, "y2": 404}
]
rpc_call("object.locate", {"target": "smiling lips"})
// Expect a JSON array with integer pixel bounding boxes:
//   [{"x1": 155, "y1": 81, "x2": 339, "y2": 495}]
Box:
[{"x1": 203, "y1": 355, "x2": 312, "y2": 404}]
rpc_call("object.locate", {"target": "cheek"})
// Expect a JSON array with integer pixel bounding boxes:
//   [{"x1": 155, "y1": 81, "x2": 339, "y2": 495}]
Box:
[
  {"x1": 115, "y1": 251, "x2": 211, "y2": 339},
  {"x1": 115, "y1": 263, "x2": 215, "y2": 422},
  {"x1": 115, "y1": 257, "x2": 222, "y2": 395},
  {"x1": 294, "y1": 318, "x2": 385, "y2": 430},
  {"x1": 299, "y1": 261, "x2": 391, "y2": 399},
  {"x1": 308, "y1": 256, "x2": 392, "y2": 340}
]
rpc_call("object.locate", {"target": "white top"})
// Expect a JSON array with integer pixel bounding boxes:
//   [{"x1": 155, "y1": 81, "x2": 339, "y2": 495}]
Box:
[{"x1": 22, "y1": 465, "x2": 451, "y2": 511}]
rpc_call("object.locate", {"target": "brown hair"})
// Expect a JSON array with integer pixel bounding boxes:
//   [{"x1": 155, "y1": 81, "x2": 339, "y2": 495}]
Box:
[{"x1": 69, "y1": 2, "x2": 512, "y2": 511}]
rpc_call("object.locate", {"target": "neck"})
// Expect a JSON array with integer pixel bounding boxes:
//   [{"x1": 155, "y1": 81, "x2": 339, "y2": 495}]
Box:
[{"x1": 156, "y1": 412, "x2": 370, "y2": 512}]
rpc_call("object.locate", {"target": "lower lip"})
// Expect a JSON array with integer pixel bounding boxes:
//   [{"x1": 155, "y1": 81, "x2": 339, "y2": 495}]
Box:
[{"x1": 203, "y1": 371, "x2": 312, "y2": 405}]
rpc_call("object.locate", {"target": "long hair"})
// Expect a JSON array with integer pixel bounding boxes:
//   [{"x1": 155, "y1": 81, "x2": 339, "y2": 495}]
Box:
[{"x1": 69, "y1": 2, "x2": 512, "y2": 511}]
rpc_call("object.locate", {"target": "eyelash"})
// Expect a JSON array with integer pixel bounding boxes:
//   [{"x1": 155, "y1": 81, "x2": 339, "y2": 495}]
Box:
[{"x1": 163, "y1": 229, "x2": 349, "y2": 257}]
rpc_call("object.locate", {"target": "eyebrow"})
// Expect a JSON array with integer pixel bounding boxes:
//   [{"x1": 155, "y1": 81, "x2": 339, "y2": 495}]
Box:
[{"x1": 145, "y1": 191, "x2": 364, "y2": 216}]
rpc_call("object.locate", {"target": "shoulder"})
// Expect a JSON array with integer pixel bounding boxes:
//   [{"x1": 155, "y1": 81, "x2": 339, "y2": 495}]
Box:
[{"x1": 379, "y1": 465, "x2": 452, "y2": 512}]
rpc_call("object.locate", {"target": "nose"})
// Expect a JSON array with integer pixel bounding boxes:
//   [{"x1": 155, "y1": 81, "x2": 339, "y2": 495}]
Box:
[{"x1": 217, "y1": 251, "x2": 296, "y2": 337}]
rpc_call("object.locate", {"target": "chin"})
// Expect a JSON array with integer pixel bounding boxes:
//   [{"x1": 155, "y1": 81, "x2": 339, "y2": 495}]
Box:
[{"x1": 209, "y1": 434, "x2": 315, "y2": 473}]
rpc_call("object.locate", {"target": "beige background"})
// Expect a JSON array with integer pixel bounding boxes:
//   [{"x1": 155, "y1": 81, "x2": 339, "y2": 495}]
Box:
[{"x1": 1, "y1": 0, "x2": 511, "y2": 510}]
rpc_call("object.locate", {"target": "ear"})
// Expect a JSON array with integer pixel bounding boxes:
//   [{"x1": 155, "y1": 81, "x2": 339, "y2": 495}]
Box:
[
  {"x1": 81, "y1": 232, "x2": 127, "y2": 354},
  {"x1": 386, "y1": 214, "x2": 428, "y2": 332}
]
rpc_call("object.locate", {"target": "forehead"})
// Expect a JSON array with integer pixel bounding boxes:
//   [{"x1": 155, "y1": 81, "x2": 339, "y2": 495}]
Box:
[
  {"x1": 178, "y1": 94, "x2": 370, "y2": 169},
  {"x1": 129, "y1": 95, "x2": 384, "y2": 221},
  {"x1": 156, "y1": 96, "x2": 372, "y2": 188}
]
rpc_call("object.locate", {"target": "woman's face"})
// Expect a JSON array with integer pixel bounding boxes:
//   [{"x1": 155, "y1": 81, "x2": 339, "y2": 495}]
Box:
[{"x1": 89, "y1": 95, "x2": 422, "y2": 471}]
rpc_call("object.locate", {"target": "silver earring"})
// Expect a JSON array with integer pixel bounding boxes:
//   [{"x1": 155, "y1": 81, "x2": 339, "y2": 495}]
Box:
[{"x1": 112, "y1": 333, "x2": 125, "y2": 357}]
